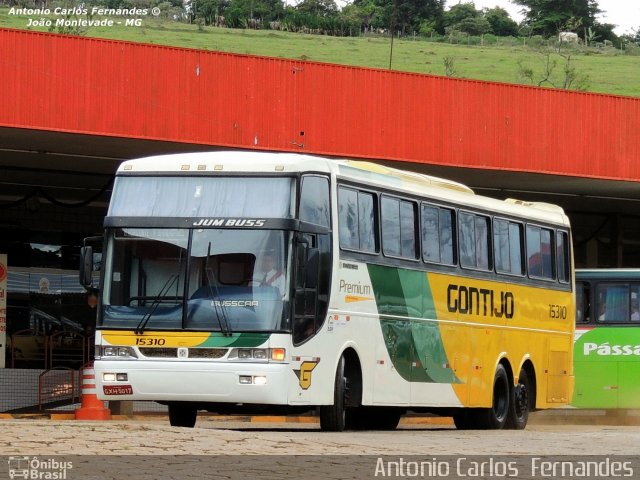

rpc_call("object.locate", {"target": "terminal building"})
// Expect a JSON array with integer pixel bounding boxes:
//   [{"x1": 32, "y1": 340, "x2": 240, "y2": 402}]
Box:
[{"x1": 0, "y1": 27, "x2": 639, "y2": 410}]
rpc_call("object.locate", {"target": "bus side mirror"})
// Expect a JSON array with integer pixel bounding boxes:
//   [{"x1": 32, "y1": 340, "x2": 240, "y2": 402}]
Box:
[{"x1": 79, "y1": 246, "x2": 93, "y2": 288}]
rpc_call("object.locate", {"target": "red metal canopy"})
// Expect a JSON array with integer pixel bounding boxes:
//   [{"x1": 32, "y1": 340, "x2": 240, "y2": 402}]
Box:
[{"x1": 1, "y1": 28, "x2": 638, "y2": 181}]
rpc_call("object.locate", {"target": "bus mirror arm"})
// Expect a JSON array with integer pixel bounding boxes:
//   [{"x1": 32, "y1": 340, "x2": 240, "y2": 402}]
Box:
[{"x1": 79, "y1": 246, "x2": 93, "y2": 288}]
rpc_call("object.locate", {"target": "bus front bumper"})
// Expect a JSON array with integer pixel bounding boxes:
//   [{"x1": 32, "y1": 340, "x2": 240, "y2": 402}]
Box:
[{"x1": 94, "y1": 360, "x2": 291, "y2": 404}]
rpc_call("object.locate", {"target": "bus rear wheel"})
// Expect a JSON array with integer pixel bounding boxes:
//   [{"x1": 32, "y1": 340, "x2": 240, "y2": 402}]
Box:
[
  {"x1": 483, "y1": 364, "x2": 510, "y2": 429},
  {"x1": 453, "y1": 365, "x2": 510, "y2": 430},
  {"x1": 506, "y1": 368, "x2": 530, "y2": 430},
  {"x1": 168, "y1": 402, "x2": 197, "y2": 428}
]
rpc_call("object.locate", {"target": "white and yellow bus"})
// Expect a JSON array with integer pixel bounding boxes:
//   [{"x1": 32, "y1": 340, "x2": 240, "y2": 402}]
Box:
[{"x1": 81, "y1": 151, "x2": 575, "y2": 430}]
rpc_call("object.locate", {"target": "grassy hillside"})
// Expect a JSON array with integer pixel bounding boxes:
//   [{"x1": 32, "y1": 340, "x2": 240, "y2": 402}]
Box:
[{"x1": 1, "y1": 9, "x2": 638, "y2": 97}]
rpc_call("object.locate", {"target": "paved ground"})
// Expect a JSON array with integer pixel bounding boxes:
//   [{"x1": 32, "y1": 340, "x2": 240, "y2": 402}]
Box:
[
  {"x1": 2, "y1": 415, "x2": 640, "y2": 479},
  {"x1": 1, "y1": 415, "x2": 639, "y2": 456}
]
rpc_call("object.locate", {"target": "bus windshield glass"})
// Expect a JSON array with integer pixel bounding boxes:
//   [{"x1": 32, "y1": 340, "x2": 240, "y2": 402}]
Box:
[
  {"x1": 107, "y1": 176, "x2": 294, "y2": 218},
  {"x1": 101, "y1": 227, "x2": 291, "y2": 332}
]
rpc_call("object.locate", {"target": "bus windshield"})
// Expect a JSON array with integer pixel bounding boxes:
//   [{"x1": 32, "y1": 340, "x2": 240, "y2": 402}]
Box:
[
  {"x1": 107, "y1": 176, "x2": 294, "y2": 218},
  {"x1": 101, "y1": 227, "x2": 291, "y2": 333}
]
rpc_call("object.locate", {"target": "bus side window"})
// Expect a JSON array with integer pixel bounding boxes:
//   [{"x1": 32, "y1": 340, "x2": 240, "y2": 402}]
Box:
[
  {"x1": 338, "y1": 187, "x2": 377, "y2": 254},
  {"x1": 631, "y1": 284, "x2": 640, "y2": 321},
  {"x1": 576, "y1": 281, "x2": 590, "y2": 323},
  {"x1": 597, "y1": 284, "x2": 629, "y2": 323}
]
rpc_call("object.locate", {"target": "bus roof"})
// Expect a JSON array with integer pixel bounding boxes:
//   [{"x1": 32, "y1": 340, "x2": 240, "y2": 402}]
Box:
[
  {"x1": 117, "y1": 150, "x2": 569, "y2": 227},
  {"x1": 576, "y1": 269, "x2": 640, "y2": 280}
]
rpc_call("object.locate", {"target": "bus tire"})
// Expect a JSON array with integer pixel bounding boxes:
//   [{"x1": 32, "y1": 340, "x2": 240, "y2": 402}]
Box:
[
  {"x1": 320, "y1": 356, "x2": 347, "y2": 431},
  {"x1": 482, "y1": 364, "x2": 510, "y2": 429},
  {"x1": 506, "y1": 368, "x2": 530, "y2": 430},
  {"x1": 168, "y1": 402, "x2": 197, "y2": 428}
]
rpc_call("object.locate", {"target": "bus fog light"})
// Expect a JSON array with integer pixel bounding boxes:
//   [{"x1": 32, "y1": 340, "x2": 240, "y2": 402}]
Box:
[
  {"x1": 253, "y1": 376, "x2": 267, "y2": 385},
  {"x1": 103, "y1": 373, "x2": 116, "y2": 382},
  {"x1": 239, "y1": 375, "x2": 252, "y2": 384},
  {"x1": 116, "y1": 373, "x2": 128, "y2": 381}
]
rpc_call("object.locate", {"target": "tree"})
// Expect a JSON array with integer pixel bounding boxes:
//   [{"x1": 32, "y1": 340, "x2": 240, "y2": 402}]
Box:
[
  {"x1": 394, "y1": 0, "x2": 445, "y2": 35},
  {"x1": 512, "y1": 0, "x2": 601, "y2": 37},
  {"x1": 353, "y1": 0, "x2": 445, "y2": 36},
  {"x1": 443, "y1": 2, "x2": 479, "y2": 27},
  {"x1": 296, "y1": 0, "x2": 338, "y2": 17},
  {"x1": 443, "y1": 2, "x2": 492, "y2": 36},
  {"x1": 517, "y1": 50, "x2": 589, "y2": 90},
  {"x1": 590, "y1": 22, "x2": 617, "y2": 43},
  {"x1": 484, "y1": 7, "x2": 518, "y2": 36},
  {"x1": 341, "y1": 0, "x2": 388, "y2": 34},
  {"x1": 196, "y1": 0, "x2": 227, "y2": 25}
]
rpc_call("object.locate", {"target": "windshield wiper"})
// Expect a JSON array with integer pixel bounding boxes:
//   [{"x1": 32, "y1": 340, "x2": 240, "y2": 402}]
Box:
[
  {"x1": 135, "y1": 274, "x2": 179, "y2": 334},
  {"x1": 204, "y1": 242, "x2": 232, "y2": 336}
]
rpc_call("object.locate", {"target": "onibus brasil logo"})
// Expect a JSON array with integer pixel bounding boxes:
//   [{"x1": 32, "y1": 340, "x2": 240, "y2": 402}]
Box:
[{"x1": 8, "y1": 456, "x2": 72, "y2": 479}]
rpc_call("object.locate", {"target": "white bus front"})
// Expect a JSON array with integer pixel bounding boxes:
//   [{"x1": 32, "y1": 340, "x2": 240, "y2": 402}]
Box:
[{"x1": 88, "y1": 169, "x2": 331, "y2": 426}]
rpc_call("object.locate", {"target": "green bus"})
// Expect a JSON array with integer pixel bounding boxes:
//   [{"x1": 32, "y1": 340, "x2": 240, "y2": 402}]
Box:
[{"x1": 574, "y1": 269, "x2": 640, "y2": 409}]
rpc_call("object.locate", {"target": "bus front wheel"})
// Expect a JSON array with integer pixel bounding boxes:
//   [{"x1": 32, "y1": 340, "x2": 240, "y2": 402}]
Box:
[
  {"x1": 168, "y1": 402, "x2": 197, "y2": 428},
  {"x1": 320, "y1": 356, "x2": 348, "y2": 431}
]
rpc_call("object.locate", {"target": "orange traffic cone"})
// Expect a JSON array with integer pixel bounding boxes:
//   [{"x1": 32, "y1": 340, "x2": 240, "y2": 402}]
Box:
[{"x1": 75, "y1": 363, "x2": 111, "y2": 420}]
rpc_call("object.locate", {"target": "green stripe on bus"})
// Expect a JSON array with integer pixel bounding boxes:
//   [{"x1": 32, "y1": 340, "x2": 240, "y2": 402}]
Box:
[
  {"x1": 368, "y1": 264, "x2": 459, "y2": 384},
  {"x1": 200, "y1": 333, "x2": 270, "y2": 348}
]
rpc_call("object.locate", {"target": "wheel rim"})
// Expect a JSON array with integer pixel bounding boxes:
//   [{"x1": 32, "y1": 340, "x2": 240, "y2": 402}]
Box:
[{"x1": 514, "y1": 382, "x2": 529, "y2": 419}]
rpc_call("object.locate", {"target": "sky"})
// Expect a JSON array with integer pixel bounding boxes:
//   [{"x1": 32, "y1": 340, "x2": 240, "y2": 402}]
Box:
[{"x1": 444, "y1": 0, "x2": 639, "y2": 35}]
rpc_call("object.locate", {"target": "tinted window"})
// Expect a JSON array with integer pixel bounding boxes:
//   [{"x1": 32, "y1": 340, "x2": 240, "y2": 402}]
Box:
[
  {"x1": 527, "y1": 225, "x2": 554, "y2": 279},
  {"x1": 596, "y1": 284, "x2": 629, "y2": 323},
  {"x1": 421, "y1": 204, "x2": 455, "y2": 265},
  {"x1": 382, "y1": 197, "x2": 401, "y2": 256},
  {"x1": 338, "y1": 187, "x2": 377, "y2": 253},
  {"x1": 556, "y1": 231, "x2": 570, "y2": 283},
  {"x1": 382, "y1": 196, "x2": 417, "y2": 259},
  {"x1": 338, "y1": 188, "x2": 358, "y2": 250},
  {"x1": 576, "y1": 281, "x2": 590, "y2": 323},
  {"x1": 358, "y1": 192, "x2": 377, "y2": 253},
  {"x1": 595, "y1": 283, "x2": 640, "y2": 323},
  {"x1": 300, "y1": 176, "x2": 330, "y2": 227},
  {"x1": 459, "y1": 212, "x2": 490, "y2": 270},
  {"x1": 494, "y1": 219, "x2": 523, "y2": 275},
  {"x1": 400, "y1": 201, "x2": 417, "y2": 258}
]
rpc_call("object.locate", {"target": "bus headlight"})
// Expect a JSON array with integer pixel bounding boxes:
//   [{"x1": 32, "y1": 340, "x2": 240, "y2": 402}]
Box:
[
  {"x1": 101, "y1": 346, "x2": 137, "y2": 359},
  {"x1": 229, "y1": 348, "x2": 286, "y2": 362}
]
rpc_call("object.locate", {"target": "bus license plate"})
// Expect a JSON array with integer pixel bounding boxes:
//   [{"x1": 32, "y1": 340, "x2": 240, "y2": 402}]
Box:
[{"x1": 103, "y1": 385, "x2": 133, "y2": 395}]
